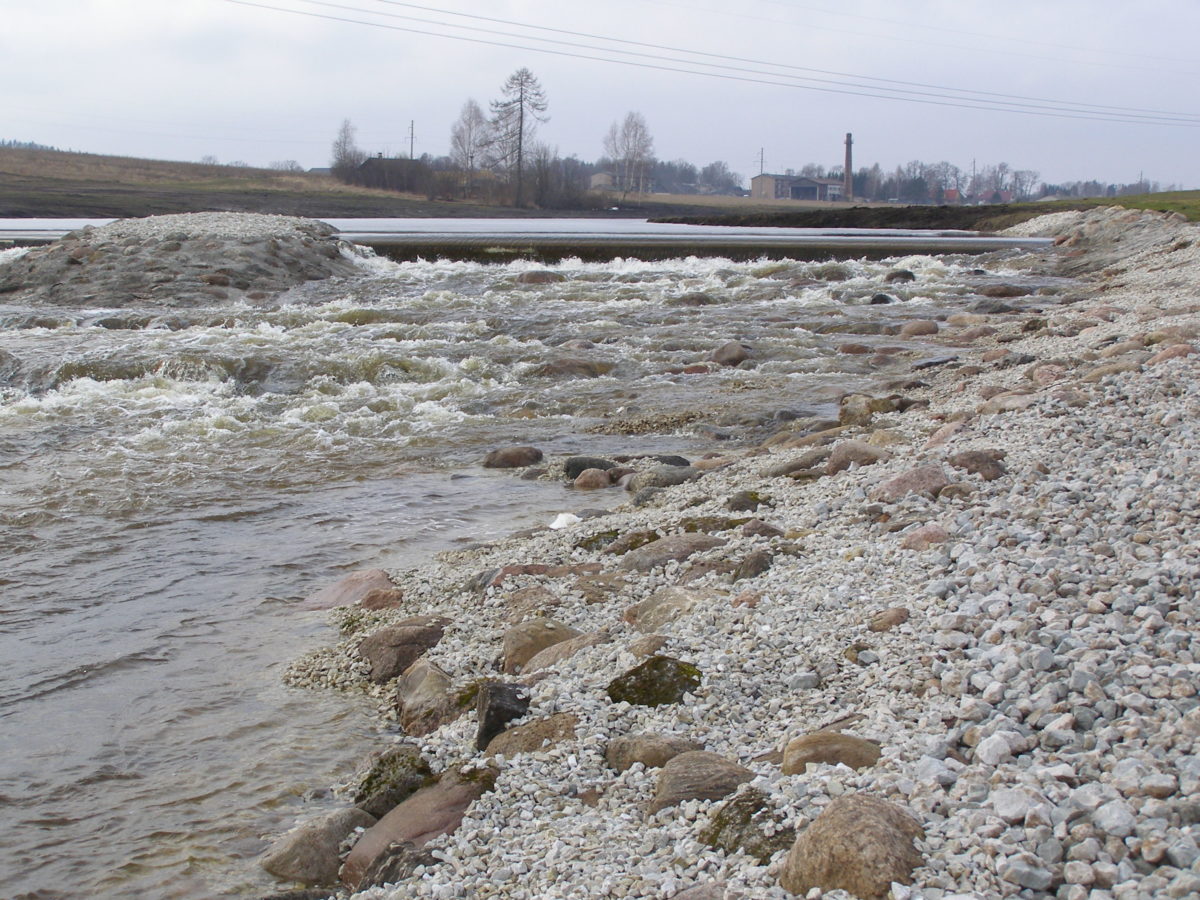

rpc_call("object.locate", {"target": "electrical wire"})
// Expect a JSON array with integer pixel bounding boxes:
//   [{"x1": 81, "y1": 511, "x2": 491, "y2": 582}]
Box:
[{"x1": 220, "y1": 0, "x2": 1200, "y2": 127}]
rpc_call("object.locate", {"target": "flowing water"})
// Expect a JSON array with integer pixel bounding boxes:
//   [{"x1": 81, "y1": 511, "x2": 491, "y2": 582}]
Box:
[{"x1": 0, "y1": 244, "x2": 1059, "y2": 898}]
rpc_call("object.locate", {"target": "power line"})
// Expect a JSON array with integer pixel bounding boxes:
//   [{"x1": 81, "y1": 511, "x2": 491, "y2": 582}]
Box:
[
  {"x1": 343, "y1": 0, "x2": 1200, "y2": 122},
  {"x1": 221, "y1": 0, "x2": 1200, "y2": 127}
]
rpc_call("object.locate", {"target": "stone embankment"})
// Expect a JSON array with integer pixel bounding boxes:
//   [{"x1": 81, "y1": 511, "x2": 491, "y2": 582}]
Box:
[
  {"x1": 0, "y1": 212, "x2": 362, "y2": 307},
  {"x1": 267, "y1": 207, "x2": 1199, "y2": 900}
]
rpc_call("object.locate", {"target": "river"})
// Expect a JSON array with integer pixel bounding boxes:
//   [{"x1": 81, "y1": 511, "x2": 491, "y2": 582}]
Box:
[{"x1": 0, "y1": 224, "x2": 1058, "y2": 898}]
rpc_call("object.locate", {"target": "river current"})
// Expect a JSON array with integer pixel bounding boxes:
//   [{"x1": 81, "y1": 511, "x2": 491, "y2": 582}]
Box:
[{"x1": 0, "y1": 243, "x2": 1055, "y2": 898}]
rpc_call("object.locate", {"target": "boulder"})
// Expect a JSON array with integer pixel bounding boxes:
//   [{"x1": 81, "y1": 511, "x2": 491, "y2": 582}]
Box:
[
  {"x1": 353, "y1": 745, "x2": 435, "y2": 819},
  {"x1": 339, "y1": 766, "x2": 498, "y2": 889},
  {"x1": 870, "y1": 464, "x2": 950, "y2": 502},
  {"x1": 516, "y1": 270, "x2": 566, "y2": 284},
  {"x1": 524, "y1": 630, "x2": 608, "y2": 672},
  {"x1": 356, "y1": 587, "x2": 404, "y2": 611},
  {"x1": 782, "y1": 732, "x2": 882, "y2": 774},
  {"x1": 504, "y1": 585, "x2": 561, "y2": 622},
  {"x1": 838, "y1": 394, "x2": 896, "y2": 427},
  {"x1": 573, "y1": 468, "x2": 613, "y2": 490},
  {"x1": 564, "y1": 456, "x2": 618, "y2": 480},
  {"x1": 395, "y1": 659, "x2": 463, "y2": 737},
  {"x1": 779, "y1": 794, "x2": 925, "y2": 898},
  {"x1": 900, "y1": 523, "x2": 950, "y2": 551},
  {"x1": 824, "y1": 440, "x2": 892, "y2": 475},
  {"x1": 899, "y1": 319, "x2": 939, "y2": 337},
  {"x1": 868, "y1": 607, "x2": 911, "y2": 633},
  {"x1": 732, "y1": 550, "x2": 772, "y2": 582},
  {"x1": 349, "y1": 841, "x2": 437, "y2": 892},
  {"x1": 475, "y1": 681, "x2": 530, "y2": 751},
  {"x1": 607, "y1": 655, "x2": 701, "y2": 707},
  {"x1": 947, "y1": 449, "x2": 1008, "y2": 480},
  {"x1": 700, "y1": 786, "x2": 797, "y2": 863},
  {"x1": 619, "y1": 534, "x2": 726, "y2": 572},
  {"x1": 483, "y1": 446, "x2": 543, "y2": 468},
  {"x1": 710, "y1": 341, "x2": 750, "y2": 367},
  {"x1": 485, "y1": 712, "x2": 579, "y2": 756},
  {"x1": 356, "y1": 616, "x2": 450, "y2": 684},
  {"x1": 627, "y1": 634, "x2": 669, "y2": 658},
  {"x1": 532, "y1": 359, "x2": 613, "y2": 379},
  {"x1": 884, "y1": 269, "x2": 916, "y2": 283},
  {"x1": 626, "y1": 466, "x2": 704, "y2": 492},
  {"x1": 303, "y1": 568, "x2": 396, "y2": 610},
  {"x1": 623, "y1": 586, "x2": 716, "y2": 632},
  {"x1": 649, "y1": 751, "x2": 754, "y2": 814},
  {"x1": 501, "y1": 618, "x2": 582, "y2": 674},
  {"x1": 261, "y1": 807, "x2": 377, "y2": 886},
  {"x1": 606, "y1": 733, "x2": 704, "y2": 772}
]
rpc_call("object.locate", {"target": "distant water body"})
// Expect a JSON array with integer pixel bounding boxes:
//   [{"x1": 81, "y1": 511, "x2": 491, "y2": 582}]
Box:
[{"x1": 0, "y1": 224, "x2": 1058, "y2": 898}]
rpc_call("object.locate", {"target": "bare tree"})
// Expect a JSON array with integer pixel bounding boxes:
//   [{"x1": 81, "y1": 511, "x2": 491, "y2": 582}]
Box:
[
  {"x1": 603, "y1": 111, "x2": 655, "y2": 196},
  {"x1": 1011, "y1": 169, "x2": 1040, "y2": 200},
  {"x1": 699, "y1": 160, "x2": 742, "y2": 194},
  {"x1": 450, "y1": 99, "x2": 489, "y2": 196},
  {"x1": 269, "y1": 160, "x2": 304, "y2": 172},
  {"x1": 489, "y1": 68, "x2": 549, "y2": 206},
  {"x1": 331, "y1": 118, "x2": 366, "y2": 182}
]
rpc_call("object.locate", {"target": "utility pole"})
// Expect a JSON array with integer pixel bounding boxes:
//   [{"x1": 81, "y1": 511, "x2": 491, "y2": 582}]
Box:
[
  {"x1": 409, "y1": 120, "x2": 415, "y2": 160},
  {"x1": 760, "y1": 148, "x2": 765, "y2": 176},
  {"x1": 843, "y1": 133, "x2": 853, "y2": 202}
]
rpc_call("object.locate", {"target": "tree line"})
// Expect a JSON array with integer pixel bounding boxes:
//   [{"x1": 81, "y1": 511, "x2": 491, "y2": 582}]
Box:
[
  {"x1": 329, "y1": 68, "x2": 745, "y2": 208},
  {"x1": 326, "y1": 66, "x2": 1177, "y2": 209}
]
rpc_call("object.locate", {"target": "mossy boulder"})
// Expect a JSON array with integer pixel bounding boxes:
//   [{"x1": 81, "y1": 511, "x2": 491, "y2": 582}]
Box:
[
  {"x1": 700, "y1": 786, "x2": 797, "y2": 863},
  {"x1": 607, "y1": 655, "x2": 701, "y2": 707},
  {"x1": 353, "y1": 744, "x2": 435, "y2": 818}
]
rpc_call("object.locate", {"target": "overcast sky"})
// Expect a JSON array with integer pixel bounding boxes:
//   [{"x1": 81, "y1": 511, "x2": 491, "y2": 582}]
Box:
[{"x1": 5, "y1": 0, "x2": 1199, "y2": 189}]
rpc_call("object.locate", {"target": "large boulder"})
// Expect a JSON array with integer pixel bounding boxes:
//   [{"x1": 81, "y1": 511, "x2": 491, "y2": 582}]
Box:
[
  {"x1": 352, "y1": 745, "x2": 435, "y2": 819},
  {"x1": 606, "y1": 733, "x2": 704, "y2": 772},
  {"x1": 483, "y1": 446, "x2": 543, "y2": 468},
  {"x1": 623, "y1": 586, "x2": 718, "y2": 632},
  {"x1": 782, "y1": 732, "x2": 882, "y2": 774},
  {"x1": 261, "y1": 807, "x2": 377, "y2": 886},
  {"x1": 302, "y1": 568, "x2": 396, "y2": 610},
  {"x1": 870, "y1": 464, "x2": 950, "y2": 502},
  {"x1": 779, "y1": 794, "x2": 925, "y2": 898},
  {"x1": 523, "y1": 630, "x2": 608, "y2": 672},
  {"x1": 485, "y1": 712, "x2": 579, "y2": 756},
  {"x1": 395, "y1": 659, "x2": 464, "y2": 737},
  {"x1": 474, "y1": 681, "x2": 531, "y2": 751},
  {"x1": 619, "y1": 534, "x2": 726, "y2": 573},
  {"x1": 501, "y1": 617, "x2": 582, "y2": 674},
  {"x1": 607, "y1": 656, "x2": 701, "y2": 707},
  {"x1": 700, "y1": 786, "x2": 797, "y2": 863},
  {"x1": 339, "y1": 766, "x2": 498, "y2": 889},
  {"x1": 649, "y1": 751, "x2": 754, "y2": 815},
  {"x1": 356, "y1": 616, "x2": 450, "y2": 684}
]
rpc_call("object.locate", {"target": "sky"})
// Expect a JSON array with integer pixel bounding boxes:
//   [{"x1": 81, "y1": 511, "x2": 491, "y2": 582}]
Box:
[{"x1": 4, "y1": 0, "x2": 1199, "y2": 190}]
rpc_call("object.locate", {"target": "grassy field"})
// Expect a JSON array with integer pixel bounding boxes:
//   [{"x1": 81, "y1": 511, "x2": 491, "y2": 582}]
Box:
[{"x1": 3, "y1": 146, "x2": 1196, "y2": 226}]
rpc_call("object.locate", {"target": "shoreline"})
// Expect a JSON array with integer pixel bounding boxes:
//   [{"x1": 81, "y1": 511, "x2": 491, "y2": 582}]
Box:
[{"x1": 273, "y1": 206, "x2": 1200, "y2": 898}]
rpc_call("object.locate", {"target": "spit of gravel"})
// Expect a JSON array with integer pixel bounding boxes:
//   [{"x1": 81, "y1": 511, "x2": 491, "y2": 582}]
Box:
[{"x1": 284, "y1": 207, "x2": 1200, "y2": 900}]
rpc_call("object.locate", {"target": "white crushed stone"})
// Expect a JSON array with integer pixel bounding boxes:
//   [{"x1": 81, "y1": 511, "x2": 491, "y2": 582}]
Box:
[
  {"x1": 88, "y1": 210, "x2": 334, "y2": 242},
  {"x1": 284, "y1": 206, "x2": 1200, "y2": 900}
]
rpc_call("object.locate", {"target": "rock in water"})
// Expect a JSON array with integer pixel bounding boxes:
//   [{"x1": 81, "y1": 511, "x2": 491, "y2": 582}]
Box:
[
  {"x1": 483, "y1": 446, "x2": 544, "y2": 468},
  {"x1": 261, "y1": 807, "x2": 377, "y2": 886},
  {"x1": 779, "y1": 794, "x2": 925, "y2": 898}
]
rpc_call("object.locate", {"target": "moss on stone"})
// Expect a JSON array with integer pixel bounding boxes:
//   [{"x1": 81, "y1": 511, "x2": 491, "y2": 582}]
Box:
[
  {"x1": 606, "y1": 656, "x2": 702, "y2": 707},
  {"x1": 699, "y1": 787, "x2": 796, "y2": 863}
]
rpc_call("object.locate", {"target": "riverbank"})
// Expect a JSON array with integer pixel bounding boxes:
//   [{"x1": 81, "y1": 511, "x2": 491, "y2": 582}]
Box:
[{"x1": 274, "y1": 206, "x2": 1200, "y2": 899}]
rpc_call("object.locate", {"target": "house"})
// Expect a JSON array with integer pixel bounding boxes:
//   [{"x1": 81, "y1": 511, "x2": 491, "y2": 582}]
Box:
[
  {"x1": 354, "y1": 155, "x2": 433, "y2": 192},
  {"x1": 750, "y1": 174, "x2": 844, "y2": 202},
  {"x1": 590, "y1": 171, "x2": 652, "y2": 193}
]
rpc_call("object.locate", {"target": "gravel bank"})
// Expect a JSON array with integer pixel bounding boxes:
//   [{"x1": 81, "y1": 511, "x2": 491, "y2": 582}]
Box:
[
  {"x1": 0, "y1": 212, "x2": 363, "y2": 307},
  {"x1": 281, "y1": 207, "x2": 1200, "y2": 900}
]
